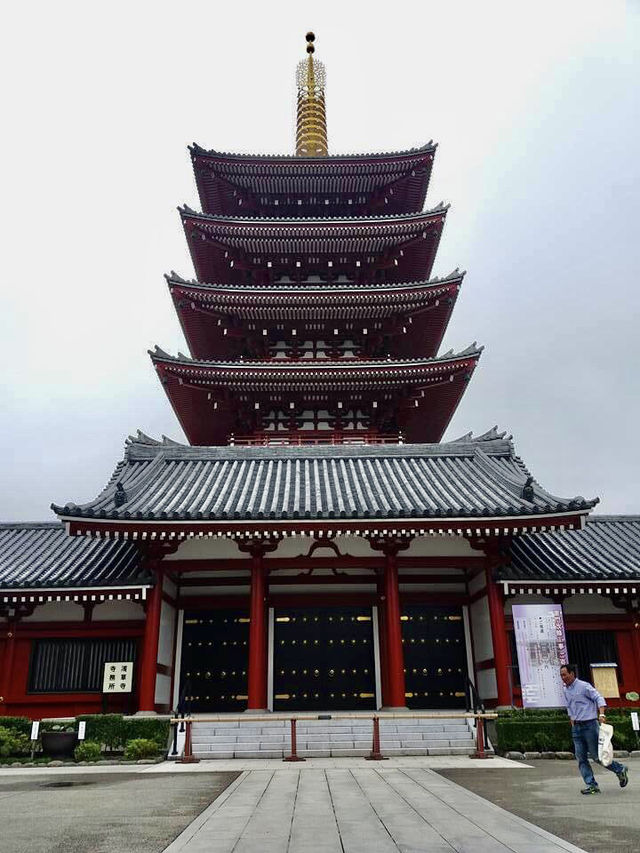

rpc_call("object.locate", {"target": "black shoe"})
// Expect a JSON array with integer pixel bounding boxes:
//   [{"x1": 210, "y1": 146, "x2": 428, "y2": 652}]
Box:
[
  {"x1": 581, "y1": 785, "x2": 600, "y2": 795},
  {"x1": 618, "y1": 766, "x2": 629, "y2": 788}
]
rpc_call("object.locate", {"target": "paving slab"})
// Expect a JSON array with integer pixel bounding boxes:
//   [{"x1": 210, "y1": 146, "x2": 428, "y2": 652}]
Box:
[
  {"x1": 163, "y1": 765, "x2": 587, "y2": 852},
  {"x1": 439, "y1": 758, "x2": 640, "y2": 853}
]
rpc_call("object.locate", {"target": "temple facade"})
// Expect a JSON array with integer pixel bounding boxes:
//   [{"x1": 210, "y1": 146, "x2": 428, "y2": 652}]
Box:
[{"x1": 1, "y1": 35, "x2": 639, "y2": 721}]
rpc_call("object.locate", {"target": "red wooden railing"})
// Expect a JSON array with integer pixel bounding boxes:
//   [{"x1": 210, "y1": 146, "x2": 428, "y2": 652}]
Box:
[
  {"x1": 171, "y1": 712, "x2": 497, "y2": 762},
  {"x1": 229, "y1": 432, "x2": 403, "y2": 446}
]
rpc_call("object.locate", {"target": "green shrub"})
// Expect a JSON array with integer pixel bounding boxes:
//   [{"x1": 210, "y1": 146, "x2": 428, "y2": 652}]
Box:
[
  {"x1": 0, "y1": 717, "x2": 31, "y2": 737},
  {"x1": 123, "y1": 738, "x2": 160, "y2": 760},
  {"x1": 605, "y1": 714, "x2": 636, "y2": 751},
  {"x1": 123, "y1": 717, "x2": 170, "y2": 748},
  {"x1": 74, "y1": 741, "x2": 102, "y2": 762},
  {"x1": 74, "y1": 715, "x2": 169, "y2": 752},
  {"x1": 495, "y1": 707, "x2": 640, "y2": 754},
  {"x1": 0, "y1": 726, "x2": 31, "y2": 758},
  {"x1": 496, "y1": 718, "x2": 573, "y2": 753},
  {"x1": 75, "y1": 715, "x2": 127, "y2": 751}
]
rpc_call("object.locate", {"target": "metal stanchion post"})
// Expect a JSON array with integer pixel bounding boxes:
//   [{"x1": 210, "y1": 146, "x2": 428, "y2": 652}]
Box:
[
  {"x1": 170, "y1": 721, "x2": 178, "y2": 757},
  {"x1": 471, "y1": 716, "x2": 493, "y2": 759},
  {"x1": 283, "y1": 718, "x2": 305, "y2": 762},
  {"x1": 176, "y1": 718, "x2": 200, "y2": 764},
  {"x1": 366, "y1": 715, "x2": 387, "y2": 761}
]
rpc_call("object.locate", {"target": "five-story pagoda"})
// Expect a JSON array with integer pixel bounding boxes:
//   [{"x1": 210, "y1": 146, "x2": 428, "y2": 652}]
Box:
[
  {"x1": 153, "y1": 33, "x2": 480, "y2": 447},
  {"x1": 51, "y1": 34, "x2": 596, "y2": 717}
]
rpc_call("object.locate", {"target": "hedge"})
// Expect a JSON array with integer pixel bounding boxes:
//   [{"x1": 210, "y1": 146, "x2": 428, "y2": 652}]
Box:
[
  {"x1": 0, "y1": 717, "x2": 32, "y2": 737},
  {"x1": 495, "y1": 708, "x2": 639, "y2": 753},
  {"x1": 74, "y1": 715, "x2": 170, "y2": 752}
]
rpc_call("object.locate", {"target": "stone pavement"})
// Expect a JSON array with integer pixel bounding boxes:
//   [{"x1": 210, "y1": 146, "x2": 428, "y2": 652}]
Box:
[
  {"x1": 163, "y1": 763, "x2": 588, "y2": 853},
  {"x1": 0, "y1": 769, "x2": 239, "y2": 853},
  {"x1": 440, "y1": 758, "x2": 639, "y2": 853}
]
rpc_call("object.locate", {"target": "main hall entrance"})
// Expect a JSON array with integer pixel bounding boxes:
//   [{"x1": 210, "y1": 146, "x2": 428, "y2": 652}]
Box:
[
  {"x1": 401, "y1": 605, "x2": 468, "y2": 709},
  {"x1": 272, "y1": 606, "x2": 377, "y2": 712},
  {"x1": 178, "y1": 604, "x2": 468, "y2": 713},
  {"x1": 180, "y1": 609, "x2": 249, "y2": 713}
]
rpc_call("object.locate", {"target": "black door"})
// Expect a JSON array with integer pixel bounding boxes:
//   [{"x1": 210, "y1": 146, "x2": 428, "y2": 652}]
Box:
[
  {"x1": 273, "y1": 606, "x2": 377, "y2": 711},
  {"x1": 180, "y1": 609, "x2": 249, "y2": 712},
  {"x1": 401, "y1": 605, "x2": 468, "y2": 708}
]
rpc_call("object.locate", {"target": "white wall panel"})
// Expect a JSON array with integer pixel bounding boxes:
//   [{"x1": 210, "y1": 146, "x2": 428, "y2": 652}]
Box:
[
  {"x1": 163, "y1": 577, "x2": 178, "y2": 599},
  {"x1": 476, "y1": 668, "x2": 497, "y2": 700},
  {"x1": 470, "y1": 597, "x2": 493, "y2": 662},
  {"x1": 563, "y1": 594, "x2": 622, "y2": 615},
  {"x1": 157, "y1": 601, "x2": 176, "y2": 667},
  {"x1": 154, "y1": 673, "x2": 172, "y2": 705},
  {"x1": 406, "y1": 537, "x2": 475, "y2": 557},
  {"x1": 93, "y1": 601, "x2": 145, "y2": 621},
  {"x1": 468, "y1": 573, "x2": 486, "y2": 596},
  {"x1": 165, "y1": 538, "x2": 241, "y2": 560},
  {"x1": 22, "y1": 601, "x2": 83, "y2": 622}
]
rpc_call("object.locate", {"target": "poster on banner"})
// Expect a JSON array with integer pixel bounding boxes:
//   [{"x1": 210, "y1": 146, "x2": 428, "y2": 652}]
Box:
[{"x1": 512, "y1": 603, "x2": 568, "y2": 708}]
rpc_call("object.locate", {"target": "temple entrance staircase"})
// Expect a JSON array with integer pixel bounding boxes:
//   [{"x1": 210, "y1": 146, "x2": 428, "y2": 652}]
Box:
[{"x1": 183, "y1": 714, "x2": 477, "y2": 760}]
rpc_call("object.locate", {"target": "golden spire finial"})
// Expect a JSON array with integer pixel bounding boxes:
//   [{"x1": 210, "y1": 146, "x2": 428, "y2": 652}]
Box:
[{"x1": 295, "y1": 32, "x2": 328, "y2": 156}]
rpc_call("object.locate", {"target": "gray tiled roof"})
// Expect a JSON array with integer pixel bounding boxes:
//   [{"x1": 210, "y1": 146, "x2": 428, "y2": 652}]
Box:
[
  {"x1": 166, "y1": 269, "x2": 464, "y2": 297},
  {"x1": 501, "y1": 516, "x2": 640, "y2": 581},
  {"x1": 178, "y1": 203, "x2": 449, "y2": 226},
  {"x1": 148, "y1": 343, "x2": 482, "y2": 379},
  {"x1": 52, "y1": 429, "x2": 597, "y2": 523},
  {"x1": 189, "y1": 142, "x2": 437, "y2": 162},
  {"x1": 0, "y1": 523, "x2": 146, "y2": 589},
  {"x1": 4, "y1": 515, "x2": 636, "y2": 593}
]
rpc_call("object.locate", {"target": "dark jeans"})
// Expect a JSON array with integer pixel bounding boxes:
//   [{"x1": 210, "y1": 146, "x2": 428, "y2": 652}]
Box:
[{"x1": 572, "y1": 719, "x2": 624, "y2": 786}]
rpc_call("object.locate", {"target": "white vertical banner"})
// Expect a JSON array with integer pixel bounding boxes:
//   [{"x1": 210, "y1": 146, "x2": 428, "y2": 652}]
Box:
[{"x1": 513, "y1": 603, "x2": 568, "y2": 708}]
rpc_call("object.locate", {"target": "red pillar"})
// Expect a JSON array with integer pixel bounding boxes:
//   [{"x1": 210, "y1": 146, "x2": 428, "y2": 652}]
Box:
[
  {"x1": 138, "y1": 570, "x2": 163, "y2": 713},
  {"x1": 485, "y1": 565, "x2": 511, "y2": 706},
  {"x1": 247, "y1": 549, "x2": 268, "y2": 710},
  {"x1": 383, "y1": 549, "x2": 407, "y2": 708},
  {"x1": 0, "y1": 620, "x2": 17, "y2": 711},
  {"x1": 630, "y1": 616, "x2": 640, "y2": 684}
]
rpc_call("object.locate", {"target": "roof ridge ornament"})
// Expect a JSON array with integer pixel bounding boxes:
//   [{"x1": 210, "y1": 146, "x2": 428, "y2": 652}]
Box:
[
  {"x1": 113, "y1": 482, "x2": 128, "y2": 507},
  {"x1": 295, "y1": 32, "x2": 328, "y2": 157},
  {"x1": 127, "y1": 430, "x2": 162, "y2": 447}
]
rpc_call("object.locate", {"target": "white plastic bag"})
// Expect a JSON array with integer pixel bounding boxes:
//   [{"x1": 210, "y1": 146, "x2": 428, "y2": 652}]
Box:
[{"x1": 597, "y1": 722, "x2": 614, "y2": 767}]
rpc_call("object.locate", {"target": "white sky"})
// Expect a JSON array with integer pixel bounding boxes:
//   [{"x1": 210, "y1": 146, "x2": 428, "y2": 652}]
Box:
[{"x1": 1, "y1": 0, "x2": 639, "y2": 520}]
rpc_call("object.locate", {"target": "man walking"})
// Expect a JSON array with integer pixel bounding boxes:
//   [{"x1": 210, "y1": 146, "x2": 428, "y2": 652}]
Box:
[{"x1": 560, "y1": 663, "x2": 629, "y2": 795}]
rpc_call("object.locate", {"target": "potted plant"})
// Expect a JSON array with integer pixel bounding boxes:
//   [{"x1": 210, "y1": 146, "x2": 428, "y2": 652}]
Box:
[{"x1": 41, "y1": 724, "x2": 78, "y2": 759}]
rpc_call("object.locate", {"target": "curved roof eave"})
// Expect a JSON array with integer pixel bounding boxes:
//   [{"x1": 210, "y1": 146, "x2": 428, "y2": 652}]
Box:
[{"x1": 189, "y1": 142, "x2": 438, "y2": 163}]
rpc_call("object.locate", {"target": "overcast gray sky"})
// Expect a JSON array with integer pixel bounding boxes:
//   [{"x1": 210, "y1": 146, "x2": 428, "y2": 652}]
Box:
[{"x1": 1, "y1": 0, "x2": 639, "y2": 521}]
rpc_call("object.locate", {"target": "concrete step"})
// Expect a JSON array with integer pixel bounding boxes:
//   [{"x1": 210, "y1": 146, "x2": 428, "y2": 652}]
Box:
[{"x1": 183, "y1": 715, "x2": 478, "y2": 760}]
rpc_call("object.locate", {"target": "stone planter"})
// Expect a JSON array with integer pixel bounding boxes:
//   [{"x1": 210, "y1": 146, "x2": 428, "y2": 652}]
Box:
[{"x1": 41, "y1": 731, "x2": 78, "y2": 760}]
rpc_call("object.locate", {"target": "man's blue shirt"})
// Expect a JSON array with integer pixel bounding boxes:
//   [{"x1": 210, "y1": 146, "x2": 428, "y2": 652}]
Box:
[{"x1": 564, "y1": 678, "x2": 606, "y2": 721}]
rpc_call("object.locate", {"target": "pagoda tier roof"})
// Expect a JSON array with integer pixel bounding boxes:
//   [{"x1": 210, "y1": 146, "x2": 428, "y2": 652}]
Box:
[
  {"x1": 0, "y1": 522, "x2": 147, "y2": 590},
  {"x1": 190, "y1": 143, "x2": 436, "y2": 218},
  {"x1": 501, "y1": 516, "x2": 640, "y2": 586},
  {"x1": 149, "y1": 345, "x2": 481, "y2": 445},
  {"x1": 190, "y1": 142, "x2": 437, "y2": 163},
  {"x1": 180, "y1": 207, "x2": 447, "y2": 286},
  {"x1": 167, "y1": 270, "x2": 463, "y2": 361},
  {"x1": 52, "y1": 429, "x2": 596, "y2": 539}
]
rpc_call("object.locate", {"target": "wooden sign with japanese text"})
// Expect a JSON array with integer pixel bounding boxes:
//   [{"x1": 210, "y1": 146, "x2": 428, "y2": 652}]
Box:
[{"x1": 102, "y1": 661, "x2": 134, "y2": 694}]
